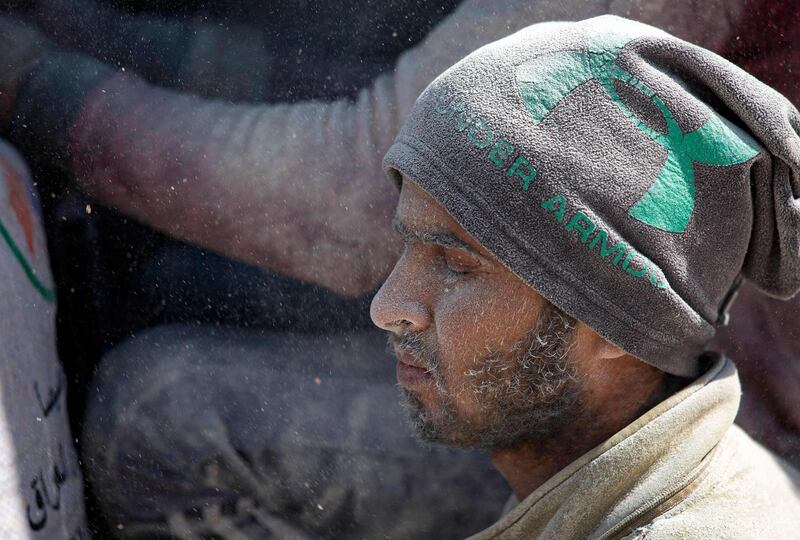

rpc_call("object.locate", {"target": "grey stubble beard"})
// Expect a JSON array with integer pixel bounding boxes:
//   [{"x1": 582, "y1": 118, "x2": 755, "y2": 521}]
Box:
[{"x1": 393, "y1": 303, "x2": 581, "y2": 451}]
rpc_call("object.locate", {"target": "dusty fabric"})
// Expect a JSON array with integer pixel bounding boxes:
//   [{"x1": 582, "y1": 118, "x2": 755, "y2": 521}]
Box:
[
  {"x1": 6, "y1": 1, "x2": 744, "y2": 298},
  {"x1": 384, "y1": 15, "x2": 800, "y2": 376},
  {"x1": 82, "y1": 324, "x2": 510, "y2": 539},
  {"x1": 711, "y1": 281, "x2": 800, "y2": 466},
  {"x1": 719, "y1": 0, "x2": 800, "y2": 107},
  {"x1": 27, "y1": 0, "x2": 461, "y2": 103},
  {"x1": 0, "y1": 141, "x2": 88, "y2": 539},
  {"x1": 469, "y1": 355, "x2": 800, "y2": 539}
]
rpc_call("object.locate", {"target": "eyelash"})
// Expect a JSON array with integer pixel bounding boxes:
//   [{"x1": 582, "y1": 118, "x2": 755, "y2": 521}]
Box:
[
  {"x1": 443, "y1": 250, "x2": 479, "y2": 275},
  {"x1": 445, "y1": 263, "x2": 469, "y2": 276}
]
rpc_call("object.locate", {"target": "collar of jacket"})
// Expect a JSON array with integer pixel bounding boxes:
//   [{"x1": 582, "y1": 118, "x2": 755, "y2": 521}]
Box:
[{"x1": 469, "y1": 353, "x2": 739, "y2": 540}]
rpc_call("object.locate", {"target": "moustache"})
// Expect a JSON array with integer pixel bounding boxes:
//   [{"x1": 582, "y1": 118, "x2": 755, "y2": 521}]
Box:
[{"x1": 387, "y1": 332, "x2": 438, "y2": 371}]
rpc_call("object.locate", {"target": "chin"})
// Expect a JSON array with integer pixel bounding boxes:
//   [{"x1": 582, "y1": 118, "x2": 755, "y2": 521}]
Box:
[{"x1": 399, "y1": 387, "x2": 488, "y2": 448}]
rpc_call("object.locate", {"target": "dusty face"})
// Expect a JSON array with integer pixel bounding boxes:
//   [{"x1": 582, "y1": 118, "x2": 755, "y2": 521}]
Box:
[{"x1": 370, "y1": 178, "x2": 585, "y2": 450}]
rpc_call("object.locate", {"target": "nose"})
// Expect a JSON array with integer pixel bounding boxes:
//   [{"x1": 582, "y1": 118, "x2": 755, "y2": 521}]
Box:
[{"x1": 370, "y1": 254, "x2": 433, "y2": 334}]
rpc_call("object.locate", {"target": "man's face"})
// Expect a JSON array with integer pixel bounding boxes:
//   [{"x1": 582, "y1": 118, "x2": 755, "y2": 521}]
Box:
[{"x1": 370, "y1": 179, "x2": 584, "y2": 450}]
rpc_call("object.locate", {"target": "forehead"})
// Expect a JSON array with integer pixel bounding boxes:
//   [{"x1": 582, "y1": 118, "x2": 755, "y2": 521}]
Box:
[
  {"x1": 395, "y1": 175, "x2": 553, "y2": 306},
  {"x1": 396, "y1": 177, "x2": 456, "y2": 228},
  {"x1": 396, "y1": 177, "x2": 492, "y2": 256}
]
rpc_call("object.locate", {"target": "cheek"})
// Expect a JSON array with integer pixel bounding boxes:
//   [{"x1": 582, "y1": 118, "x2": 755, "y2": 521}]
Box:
[{"x1": 433, "y1": 277, "x2": 542, "y2": 390}]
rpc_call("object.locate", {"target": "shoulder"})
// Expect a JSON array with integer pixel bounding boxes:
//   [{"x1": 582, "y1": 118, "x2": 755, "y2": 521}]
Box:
[{"x1": 624, "y1": 425, "x2": 800, "y2": 539}]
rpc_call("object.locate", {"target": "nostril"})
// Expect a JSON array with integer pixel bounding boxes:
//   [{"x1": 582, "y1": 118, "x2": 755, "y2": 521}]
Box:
[
  {"x1": 384, "y1": 319, "x2": 415, "y2": 336},
  {"x1": 370, "y1": 279, "x2": 431, "y2": 331},
  {"x1": 384, "y1": 300, "x2": 430, "y2": 327},
  {"x1": 388, "y1": 319, "x2": 412, "y2": 329}
]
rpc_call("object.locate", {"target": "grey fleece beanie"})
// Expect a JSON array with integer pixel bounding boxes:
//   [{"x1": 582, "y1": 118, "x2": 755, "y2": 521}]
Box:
[{"x1": 383, "y1": 15, "x2": 800, "y2": 377}]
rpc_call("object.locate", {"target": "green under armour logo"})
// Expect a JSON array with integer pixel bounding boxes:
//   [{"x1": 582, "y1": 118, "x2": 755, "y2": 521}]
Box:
[{"x1": 515, "y1": 31, "x2": 760, "y2": 233}]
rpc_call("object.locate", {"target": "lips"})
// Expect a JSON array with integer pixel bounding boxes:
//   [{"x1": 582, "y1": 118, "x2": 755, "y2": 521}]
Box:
[
  {"x1": 394, "y1": 349, "x2": 427, "y2": 370},
  {"x1": 394, "y1": 348, "x2": 433, "y2": 387}
]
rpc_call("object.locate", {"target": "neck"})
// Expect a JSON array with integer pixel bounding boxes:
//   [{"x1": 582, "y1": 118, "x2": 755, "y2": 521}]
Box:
[
  {"x1": 488, "y1": 428, "x2": 608, "y2": 501},
  {"x1": 490, "y1": 370, "x2": 687, "y2": 501}
]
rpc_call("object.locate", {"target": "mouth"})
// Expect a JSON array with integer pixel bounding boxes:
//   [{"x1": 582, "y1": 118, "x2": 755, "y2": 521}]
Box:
[{"x1": 394, "y1": 349, "x2": 434, "y2": 388}]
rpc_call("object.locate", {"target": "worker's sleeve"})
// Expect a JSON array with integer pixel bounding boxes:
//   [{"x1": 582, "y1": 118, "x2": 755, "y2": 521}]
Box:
[
  {"x1": 28, "y1": 0, "x2": 270, "y2": 101},
  {"x1": 8, "y1": 0, "x2": 736, "y2": 296}
]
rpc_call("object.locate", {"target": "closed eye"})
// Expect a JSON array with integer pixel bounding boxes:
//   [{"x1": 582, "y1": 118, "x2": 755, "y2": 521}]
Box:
[{"x1": 443, "y1": 247, "x2": 483, "y2": 274}]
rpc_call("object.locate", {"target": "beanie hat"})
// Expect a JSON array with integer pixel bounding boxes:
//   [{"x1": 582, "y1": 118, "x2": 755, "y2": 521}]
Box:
[{"x1": 382, "y1": 15, "x2": 800, "y2": 377}]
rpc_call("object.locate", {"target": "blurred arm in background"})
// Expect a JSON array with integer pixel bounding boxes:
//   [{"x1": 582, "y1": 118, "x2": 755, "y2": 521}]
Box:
[
  {"x1": 22, "y1": 0, "x2": 454, "y2": 103},
  {"x1": 0, "y1": 0, "x2": 743, "y2": 297}
]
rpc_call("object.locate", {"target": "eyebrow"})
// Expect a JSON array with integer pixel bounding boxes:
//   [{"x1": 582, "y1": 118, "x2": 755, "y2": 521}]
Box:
[{"x1": 392, "y1": 216, "x2": 482, "y2": 257}]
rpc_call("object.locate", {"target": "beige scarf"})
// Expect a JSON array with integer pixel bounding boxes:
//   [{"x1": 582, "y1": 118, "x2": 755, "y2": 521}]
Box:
[{"x1": 469, "y1": 355, "x2": 800, "y2": 539}]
